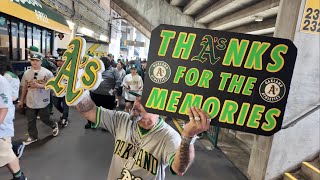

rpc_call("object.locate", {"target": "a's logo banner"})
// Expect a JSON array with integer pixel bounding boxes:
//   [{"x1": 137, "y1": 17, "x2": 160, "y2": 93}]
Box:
[{"x1": 141, "y1": 24, "x2": 298, "y2": 136}]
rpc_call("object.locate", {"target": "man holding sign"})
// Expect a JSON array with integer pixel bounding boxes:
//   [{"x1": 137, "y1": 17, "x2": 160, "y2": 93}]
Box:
[
  {"x1": 46, "y1": 36, "x2": 210, "y2": 179},
  {"x1": 75, "y1": 92, "x2": 210, "y2": 179}
]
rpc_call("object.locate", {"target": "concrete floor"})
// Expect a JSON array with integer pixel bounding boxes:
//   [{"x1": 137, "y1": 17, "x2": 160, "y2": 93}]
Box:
[{"x1": 0, "y1": 107, "x2": 247, "y2": 180}]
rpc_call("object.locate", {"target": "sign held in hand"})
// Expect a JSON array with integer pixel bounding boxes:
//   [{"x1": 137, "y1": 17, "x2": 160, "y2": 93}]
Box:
[
  {"x1": 45, "y1": 37, "x2": 105, "y2": 106},
  {"x1": 141, "y1": 24, "x2": 297, "y2": 136}
]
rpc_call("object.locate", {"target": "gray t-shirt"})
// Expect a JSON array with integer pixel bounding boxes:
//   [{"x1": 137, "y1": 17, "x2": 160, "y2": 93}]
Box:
[
  {"x1": 21, "y1": 67, "x2": 53, "y2": 109},
  {"x1": 95, "y1": 107, "x2": 181, "y2": 180}
]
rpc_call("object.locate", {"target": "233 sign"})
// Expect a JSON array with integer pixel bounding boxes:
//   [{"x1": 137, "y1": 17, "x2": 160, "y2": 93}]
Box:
[{"x1": 300, "y1": 0, "x2": 320, "y2": 34}]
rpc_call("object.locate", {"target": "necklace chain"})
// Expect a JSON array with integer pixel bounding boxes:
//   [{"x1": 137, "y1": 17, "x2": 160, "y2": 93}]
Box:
[{"x1": 124, "y1": 118, "x2": 160, "y2": 170}]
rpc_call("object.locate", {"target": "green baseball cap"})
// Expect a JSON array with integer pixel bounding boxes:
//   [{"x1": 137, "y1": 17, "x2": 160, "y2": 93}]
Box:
[
  {"x1": 28, "y1": 46, "x2": 39, "y2": 52},
  {"x1": 30, "y1": 53, "x2": 42, "y2": 61}
]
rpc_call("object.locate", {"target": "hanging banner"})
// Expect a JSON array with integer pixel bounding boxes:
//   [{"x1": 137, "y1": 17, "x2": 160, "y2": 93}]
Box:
[
  {"x1": 141, "y1": 24, "x2": 297, "y2": 136},
  {"x1": 45, "y1": 37, "x2": 105, "y2": 106}
]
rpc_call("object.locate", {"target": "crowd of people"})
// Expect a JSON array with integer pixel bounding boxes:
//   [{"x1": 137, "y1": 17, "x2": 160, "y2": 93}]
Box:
[{"x1": 0, "y1": 46, "x2": 210, "y2": 179}]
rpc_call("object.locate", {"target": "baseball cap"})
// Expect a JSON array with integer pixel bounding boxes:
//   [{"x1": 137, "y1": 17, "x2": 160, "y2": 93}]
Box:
[
  {"x1": 130, "y1": 64, "x2": 137, "y2": 69},
  {"x1": 27, "y1": 46, "x2": 39, "y2": 52},
  {"x1": 129, "y1": 91, "x2": 142, "y2": 97},
  {"x1": 56, "y1": 56, "x2": 63, "y2": 61},
  {"x1": 30, "y1": 53, "x2": 42, "y2": 61}
]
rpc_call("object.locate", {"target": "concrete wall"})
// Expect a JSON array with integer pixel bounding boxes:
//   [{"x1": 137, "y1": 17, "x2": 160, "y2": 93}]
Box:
[
  {"x1": 265, "y1": 0, "x2": 320, "y2": 179},
  {"x1": 114, "y1": 0, "x2": 206, "y2": 29}
]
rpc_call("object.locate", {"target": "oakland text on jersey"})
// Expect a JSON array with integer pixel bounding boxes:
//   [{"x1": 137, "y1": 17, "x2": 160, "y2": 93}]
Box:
[{"x1": 114, "y1": 139, "x2": 159, "y2": 175}]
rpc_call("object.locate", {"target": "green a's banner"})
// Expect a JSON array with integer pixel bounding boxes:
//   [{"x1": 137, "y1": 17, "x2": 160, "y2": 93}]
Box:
[{"x1": 141, "y1": 24, "x2": 297, "y2": 136}]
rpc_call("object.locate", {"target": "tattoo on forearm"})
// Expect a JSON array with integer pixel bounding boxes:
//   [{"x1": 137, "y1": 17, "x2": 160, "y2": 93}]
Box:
[
  {"x1": 77, "y1": 96, "x2": 96, "y2": 113},
  {"x1": 178, "y1": 141, "x2": 191, "y2": 172}
]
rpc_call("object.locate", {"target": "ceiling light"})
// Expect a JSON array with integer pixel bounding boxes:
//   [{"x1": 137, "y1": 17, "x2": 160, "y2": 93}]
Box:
[
  {"x1": 254, "y1": 16, "x2": 264, "y2": 22},
  {"x1": 80, "y1": 27, "x2": 94, "y2": 37},
  {"x1": 100, "y1": 34, "x2": 108, "y2": 42}
]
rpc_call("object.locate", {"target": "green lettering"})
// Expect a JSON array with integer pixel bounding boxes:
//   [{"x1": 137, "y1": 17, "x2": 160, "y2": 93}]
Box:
[
  {"x1": 202, "y1": 97, "x2": 220, "y2": 118},
  {"x1": 166, "y1": 91, "x2": 182, "y2": 113},
  {"x1": 236, "y1": 103, "x2": 250, "y2": 126},
  {"x1": 173, "y1": 32, "x2": 196, "y2": 59},
  {"x1": 262, "y1": 108, "x2": 280, "y2": 131},
  {"x1": 178, "y1": 93, "x2": 203, "y2": 115},
  {"x1": 267, "y1": 44, "x2": 287, "y2": 72},
  {"x1": 242, "y1": 77, "x2": 257, "y2": 96},
  {"x1": 218, "y1": 72, "x2": 232, "y2": 91},
  {"x1": 227, "y1": 75, "x2": 246, "y2": 94},
  {"x1": 244, "y1": 41, "x2": 270, "y2": 70},
  {"x1": 173, "y1": 66, "x2": 186, "y2": 83},
  {"x1": 247, "y1": 105, "x2": 265, "y2": 128},
  {"x1": 158, "y1": 30, "x2": 176, "y2": 56},
  {"x1": 198, "y1": 70, "x2": 213, "y2": 88},
  {"x1": 219, "y1": 100, "x2": 238, "y2": 124},
  {"x1": 145, "y1": 88, "x2": 168, "y2": 110},
  {"x1": 222, "y1": 39, "x2": 249, "y2": 67},
  {"x1": 185, "y1": 68, "x2": 199, "y2": 86}
]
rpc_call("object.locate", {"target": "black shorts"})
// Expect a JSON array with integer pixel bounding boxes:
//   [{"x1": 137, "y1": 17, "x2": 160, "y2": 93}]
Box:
[
  {"x1": 125, "y1": 99, "x2": 134, "y2": 104},
  {"x1": 116, "y1": 88, "x2": 123, "y2": 96}
]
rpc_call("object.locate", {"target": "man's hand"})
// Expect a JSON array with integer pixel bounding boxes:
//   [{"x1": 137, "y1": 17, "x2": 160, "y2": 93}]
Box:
[
  {"x1": 182, "y1": 107, "x2": 211, "y2": 138},
  {"x1": 30, "y1": 81, "x2": 44, "y2": 89},
  {"x1": 17, "y1": 101, "x2": 24, "y2": 109}
]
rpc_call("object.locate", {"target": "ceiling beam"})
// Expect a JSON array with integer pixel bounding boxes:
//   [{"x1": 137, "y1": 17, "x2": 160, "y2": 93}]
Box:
[
  {"x1": 208, "y1": 0, "x2": 280, "y2": 29},
  {"x1": 183, "y1": 0, "x2": 198, "y2": 14},
  {"x1": 227, "y1": 18, "x2": 276, "y2": 34},
  {"x1": 170, "y1": 0, "x2": 189, "y2": 6},
  {"x1": 183, "y1": 0, "x2": 213, "y2": 15},
  {"x1": 195, "y1": 0, "x2": 235, "y2": 23},
  {"x1": 111, "y1": 0, "x2": 152, "y2": 38}
]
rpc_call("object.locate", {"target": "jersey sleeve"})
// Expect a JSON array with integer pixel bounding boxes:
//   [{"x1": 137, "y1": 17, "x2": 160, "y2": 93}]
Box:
[
  {"x1": 162, "y1": 130, "x2": 181, "y2": 168},
  {"x1": 0, "y1": 85, "x2": 10, "y2": 109},
  {"x1": 93, "y1": 106, "x2": 131, "y2": 137}
]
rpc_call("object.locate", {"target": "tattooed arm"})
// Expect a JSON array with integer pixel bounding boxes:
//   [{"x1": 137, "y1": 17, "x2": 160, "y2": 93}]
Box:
[
  {"x1": 76, "y1": 94, "x2": 97, "y2": 123},
  {"x1": 171, "y1": 107, "x2": 210, "y2": 175},
  {"x1": 171, "y1": 132, "x2": 195, "y2": 176}
]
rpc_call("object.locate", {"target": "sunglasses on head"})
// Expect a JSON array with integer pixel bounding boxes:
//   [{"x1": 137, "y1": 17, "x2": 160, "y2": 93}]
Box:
[{"x1": 34, "y1": 72, "x2": 38, "y2": 80}]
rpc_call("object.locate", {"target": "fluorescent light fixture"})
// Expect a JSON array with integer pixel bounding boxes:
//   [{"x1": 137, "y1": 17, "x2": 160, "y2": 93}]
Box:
[
  {"x1": 100, "y1": 34, "x2": 108, "y2": 42},
  {"x1": 80, "y1": 27, "x2": 94, "y2": 37},
  {"x1": 254, "y1": 16, "x2": 264, "y2": 22},
  {"x1": 66, "y1": 20, "x2": 75, "y2": 28}
]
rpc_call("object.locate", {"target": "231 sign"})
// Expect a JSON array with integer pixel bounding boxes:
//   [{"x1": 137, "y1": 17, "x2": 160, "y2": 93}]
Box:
[{"x1": 300, "y1": 0, "x2": 320, "y2": 34}]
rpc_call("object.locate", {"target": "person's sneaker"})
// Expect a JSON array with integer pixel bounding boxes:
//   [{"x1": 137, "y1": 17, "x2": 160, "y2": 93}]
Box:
[
  {"x1": 24, "y1": 137, "x2": 38, "y2": 145},
  {"x1": 11, "y1": 173, "x2": 27, "y2": 180},
  {"x1": 16, "y1": 142, "x2": 26, "y2": 159},
  {"x1": 52, "y1": 122, "x2": 59, "y2": 137},
  {"x1": 61, "y1": 119, "x2": 69, "y2": 128}
]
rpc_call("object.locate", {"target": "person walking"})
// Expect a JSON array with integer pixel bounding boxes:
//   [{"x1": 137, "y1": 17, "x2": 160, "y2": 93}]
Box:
[
  {"x1": 0, "y1": 56, "x2": 27, "y2": 180},
  {"x1": 122, "y1": 64, "x2": 143, "y2": 113},
  {"x1": 18, "y1": 54, "x2": 59, "y2": 145},
  {"x1": 85, "y1": 56, "x2": 120, "y2": 129},
  {"x1": 52, "y1": 57, "x2": 69, "y2": 127},
  {"x1": 115, "y1": 61, "x2": 126, "y2": 108}
]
